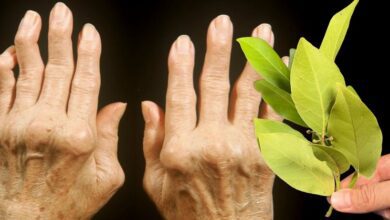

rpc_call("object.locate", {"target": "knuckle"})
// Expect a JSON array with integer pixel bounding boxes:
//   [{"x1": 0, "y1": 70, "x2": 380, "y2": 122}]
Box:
[
  {"x1": 201, "y1": 140, "x2": 242, "y2": 168},
  {"x1": 168, "y1": 56, "x2": 193, "y2": 71},
  {"x1": 58, "y1": 126, "x2": 95, "y2": 156},
  {"x1": 46, "y1": 59, "x2": 74, "y2": 72},
  {"x1": 25, "y1": 120, "x2": 55, "y2": 151},
  {"x1": 78, "y1": 41, "x2": 100, "y2": 55},
  {"x1": 353, "y1": 185, "x2": 376, "y2": 209},
  {"x1": 49, "y1": 25, "x2": 71, "y2": 39},
  {"x1": 109, "y1": 167, "x2": 125, "y2": 190},
  {"x1": 160, "y1": 143, "x2": 192, "y2": 172},
  {"x1": 14, "y1": 33, "x2": 35, "y2": 46},
  {"x1": 72, "y1": 76, "x2": 100, "y2": 94},
  {"x1": 166, "y1": 90, "x2": 196, "y2": 107},
  {"x1": 201, "y1": 74, "x2": 230, "y2": 92}
]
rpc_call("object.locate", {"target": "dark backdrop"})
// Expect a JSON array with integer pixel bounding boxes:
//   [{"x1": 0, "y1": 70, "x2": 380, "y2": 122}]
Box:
[{"x1": 0, "y1": 0, "x2": 387, "y2": 219}]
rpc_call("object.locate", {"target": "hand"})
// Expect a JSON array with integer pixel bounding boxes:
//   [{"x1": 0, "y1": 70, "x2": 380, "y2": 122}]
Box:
[
  {"x1": 0, "y1": 3, "x2": 126, "y2": 219},
  {"x1": 331, "y1": 154, "x2": 390, "y2": 219},
  {"x1": 142, "y1": 15, "x2": 282, "y2": 220}
]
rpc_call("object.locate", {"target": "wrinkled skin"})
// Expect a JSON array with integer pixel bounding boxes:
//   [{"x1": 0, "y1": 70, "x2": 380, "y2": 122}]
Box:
[
  {"x1": 331, "y1": 154, "x2": 390, "y2": 219},
  {"x1": 0, "y1": 3, "x2": 126, "y2": 219},
  {"x1": 142, "y1": 15, "x2": 283, "y2": 220}
]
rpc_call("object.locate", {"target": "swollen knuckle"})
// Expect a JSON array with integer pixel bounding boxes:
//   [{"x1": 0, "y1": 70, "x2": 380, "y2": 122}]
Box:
[
  {"x1": 14, "y1": 33, "x2": 35, "y2": 46},
  {"x1": 201, "y1": 141, "x2": 242, "y2": 167},
  {"x1": 72, "y1": 76, "x2": 100, "y2": 93},
  {"x1": 59, "y1": 127, "x2": 95, "y2": 156},
  {"x1": 25, "y1": 121, "x2": 54, "y2": 150},
  {"x1": 160, "y1": 145, "x2": 191, "y2": 171},
  {"x1": 110, "y1": 168, "x2": 125, "y2": 189}
]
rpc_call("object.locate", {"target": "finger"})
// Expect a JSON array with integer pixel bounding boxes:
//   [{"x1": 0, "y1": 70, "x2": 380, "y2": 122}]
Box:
[
  {"x1": 165, "y1": 35, "x2": 196, "y2": 133},
  {"x1": 340, "y1": 154, "x2": 390, "y2": 188},
  {"x1": 199, "y1": 15, "x2": 233, "y2": 124},
  {"x1": 281, "y1": 56, "x2": 289, "y2": 66},
  {"x1": 230, "y1": 23, "x2": 274, "y2": 126},
  {"x1": 141, "y1": 101, "x2": 165, "y2": 202},
  {"x1": 13, "y1": 10, "x2": 44, "y2": 110},
  {"x1": 142, "y1": 101, "x2": 165, "y2": 166},
  {"x1": 331, "y1": 180, "x2": 390, "y2": 213},
  {"x1": 259, "y1": 102, "x2": 283, "y2": 121},
  {"x1": 39, "y1": 3, "x2": 74, "y2": 108},
  {"x1": 0, "y1": 46, "x2": 17, "y2": 115},
  {"x1": 67, "y1": 24, "x2": 101, "y2": 121}
]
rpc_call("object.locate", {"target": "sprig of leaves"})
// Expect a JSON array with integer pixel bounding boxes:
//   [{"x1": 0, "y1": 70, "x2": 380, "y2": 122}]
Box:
[{"x1": 238, "y1": 0, "x2": 383, "y2": 217}]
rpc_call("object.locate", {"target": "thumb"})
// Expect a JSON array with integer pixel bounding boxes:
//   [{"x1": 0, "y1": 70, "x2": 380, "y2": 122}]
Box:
[
  {"x1": 331, "y1": 181, "x2": 390, "y2": 213},
  {"x1": 141, "y1": 101, "x2": 165, "y2": 202},
  {"x1": 96, "y1": 102, "x2": 127, "y2": 156},
  {"x1": 94, "y1": 102, "x2": 127, "y2": 190},
  {"x1": 141, "y1": 101, "x2": 165, "y2": 166}
]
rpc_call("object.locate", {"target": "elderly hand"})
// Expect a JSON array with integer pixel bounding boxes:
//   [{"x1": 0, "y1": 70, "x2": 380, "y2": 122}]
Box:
[
  {"x1": 331, "y1": 154, "x2": 390, "y2": 219},
  {"x1": 142, "y1": 15, "x2": 282, "y2": 220},
  {"x1": 0, "y1": 3, "x2": 126, "y2": 219}
]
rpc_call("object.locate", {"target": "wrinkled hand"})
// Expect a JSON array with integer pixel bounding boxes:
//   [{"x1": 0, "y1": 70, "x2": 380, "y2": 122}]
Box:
[
  {"x1": 142, "y1": 15, "x2": 282, "y2": 220},
  {"x1": 0, "y1": 3, "x2": 126, "y2": 219},
  {"x1": 331, "y1": 154, "x2": 390, "y2": 219}
]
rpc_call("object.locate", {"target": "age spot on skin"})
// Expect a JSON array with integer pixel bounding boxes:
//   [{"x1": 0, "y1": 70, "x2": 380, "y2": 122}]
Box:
[{"x1": 57, "y1": 211, "x2": 64, "y2": 219}]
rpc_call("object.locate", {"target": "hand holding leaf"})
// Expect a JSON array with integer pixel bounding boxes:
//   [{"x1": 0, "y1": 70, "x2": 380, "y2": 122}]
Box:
[{"x1": 238, "y1": 0, "x2": 383, "y2": 216}]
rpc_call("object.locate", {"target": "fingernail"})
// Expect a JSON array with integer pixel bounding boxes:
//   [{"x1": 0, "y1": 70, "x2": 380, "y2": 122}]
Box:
[
  {"x1": 331, "y1": 190, "x2": 352, "y2": 210},
  {"x1": 82, "y1": 24, "x2": 96, "y2": 40},
  {"x1": 256, "y1": 23, "x2": 272, "y2": 41},
  {"x1": 213, "y1": 15, "x2": 232, "y2": 42},
  {"x1": 20, "y1": 10, "x2": 38, "y2": 28},
  {"x1": 175, "y1": 35, "x2": 191, "y2": 53},
  {"x1": 141, "y1": 102, "x2": 151, "y2": 123},
  {"x1": 214, "y1": 15, "x2": 230, "y2": 30},
  {"x1": 52, "y1": 2, "x2": 68, "y2": 23}
]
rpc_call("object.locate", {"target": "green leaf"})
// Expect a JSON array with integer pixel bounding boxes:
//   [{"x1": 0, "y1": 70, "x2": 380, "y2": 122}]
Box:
[
  {"x1": 327, "y1": 86, "x2": 382, "y2": 177},
  {"x1": 238, "y1": 37, "x2": 290, "y2": 91},
  {"x1": 320, "y1": 0, "x2": 359, "y2": 60},
  {"x1": 347, "y1": 85, "x2": 359, "y2": 97},
  {"x1": 291, "y1": 38, "x2": 345, "y2": 134},
  {"x1": 254, "y1": 80, "x2": 307, "y2": 127},
  {"x1": 288, "y1": 48, "x2": 296, "y2": 70},
  {"x1": 254, "y1": 118, "x2": 303, "y2": 137},
  {"x1": 257, "y1": 133, "x2": 335, "y2": 196},
  {"x1": 311, "y1": 144, "x2": 350, "y2": 174}
]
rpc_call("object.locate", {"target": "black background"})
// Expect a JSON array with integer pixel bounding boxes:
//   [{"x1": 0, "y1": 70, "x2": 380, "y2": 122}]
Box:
[{"x1": 0, "y1": 0, "x2": 387, "y2": 219}]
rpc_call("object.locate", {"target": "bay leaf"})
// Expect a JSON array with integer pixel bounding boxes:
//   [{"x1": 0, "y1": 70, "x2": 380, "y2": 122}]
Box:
[
  {"x1": 320, "y1": 0, "x2": 359, "y2": 60},
  {"x1": 311, "y1": 144, "x2": 350, "y2": 174},
  {"x1": 255, "y1": 80, "x2": 307, "y2": 127},
  {"x1": 291, "y1": 38, "x2": 345, "y2": 134},
  {"x1": 254, "y1": 118, "x2": 303, "y2": 137},
  {"x1": 257, "y1": 132, "x2": 335, "y2": 196},
  {"x1": 327, "y1": 86, "x2": 382, "y2": 177},
  {"x1": 238, "y1": 37, "x2": 290, "y2": 91}
]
